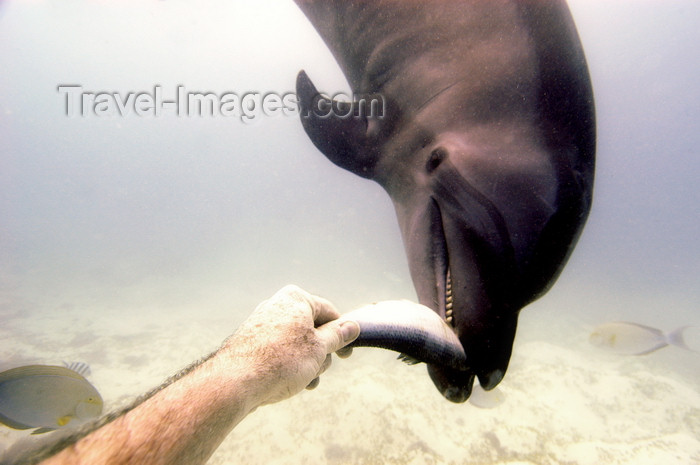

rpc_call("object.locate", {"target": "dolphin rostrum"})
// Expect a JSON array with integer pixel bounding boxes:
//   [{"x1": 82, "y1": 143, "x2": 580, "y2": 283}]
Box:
[{"x1": 294, "y1": 0, "x2": 595, "y2": 402}]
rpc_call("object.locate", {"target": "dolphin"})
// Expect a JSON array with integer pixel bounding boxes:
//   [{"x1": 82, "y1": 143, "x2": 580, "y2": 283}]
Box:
[{"x1": 294, "y1": 0, "x2": 595, "y2": 402}]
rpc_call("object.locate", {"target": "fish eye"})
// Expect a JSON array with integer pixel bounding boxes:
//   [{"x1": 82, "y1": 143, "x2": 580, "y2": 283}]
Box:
[{"x1": 426, "y1": 147, "x2": 447, "y2": 173}]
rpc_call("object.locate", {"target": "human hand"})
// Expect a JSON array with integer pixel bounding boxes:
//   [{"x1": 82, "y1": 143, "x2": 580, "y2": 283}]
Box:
[{"x1": 219, "y1": 285, "x2": 360, "y2": 406}]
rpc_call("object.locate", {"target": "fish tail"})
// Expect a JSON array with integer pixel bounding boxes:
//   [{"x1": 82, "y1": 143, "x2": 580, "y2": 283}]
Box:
[{"x1": 666, "y1": 326, "x2": 695, "y2": 352}]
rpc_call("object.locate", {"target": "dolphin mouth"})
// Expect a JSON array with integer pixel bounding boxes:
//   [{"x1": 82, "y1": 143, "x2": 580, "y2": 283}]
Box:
[
  {"x1": 429, "y1": 199, "x2": 455, "y2": 330},
  {"x1": 427, "y1": 191, "x2": 518, "y2": 396},
  {"x1": 426, "y1": 199, "x2": 476, "y2": 402}
]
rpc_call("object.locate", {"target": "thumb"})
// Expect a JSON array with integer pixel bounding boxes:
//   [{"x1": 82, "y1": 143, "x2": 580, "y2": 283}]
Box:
[{"x1": 316, "y1": 319, "x2": 360, "y2": 354}]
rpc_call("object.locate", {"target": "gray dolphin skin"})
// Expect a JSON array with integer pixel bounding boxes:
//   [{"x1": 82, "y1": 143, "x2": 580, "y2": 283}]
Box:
[{"x1": 294, "y1": 0, "x2": 595, "y2": 402}]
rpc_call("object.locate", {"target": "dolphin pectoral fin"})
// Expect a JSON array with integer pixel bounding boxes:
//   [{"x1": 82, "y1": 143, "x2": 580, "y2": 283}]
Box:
[{"x1": 295, "y1": 70, "x2": 378, "y2": 179}]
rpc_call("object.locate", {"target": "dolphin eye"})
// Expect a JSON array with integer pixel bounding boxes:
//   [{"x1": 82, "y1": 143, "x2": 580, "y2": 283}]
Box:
[{"x1": 426, "y1": 147, "x2": 447, "y2": 173}]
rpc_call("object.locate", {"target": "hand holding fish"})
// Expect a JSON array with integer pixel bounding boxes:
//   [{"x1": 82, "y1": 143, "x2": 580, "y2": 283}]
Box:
[
  {"x1": 31, "y1": 286, "x2": 359, "y2": 465},
  {"x1": 218, "y1": 285, "x2": 361, "y2": 405}
]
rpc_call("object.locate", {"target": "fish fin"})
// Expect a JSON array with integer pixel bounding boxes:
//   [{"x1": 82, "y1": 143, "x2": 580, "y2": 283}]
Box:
[
  {"x1": 56, "y1": 415, "x2": 73, "y2": 427},
  {"x1": 667, "y1": 326, "x2": 697, "y2": 352},
  {"x1": 0, "y1": 365, "x2": 87, "y2": 382},
  {"x1": 397, "y1": 354, "x2": 422, "y2": 365},
  {"x1": 0, "y1": 411, "x2": 33, "y2": 430},
  {"x1": 31, "y1": 427, "x2": 56, "y2": 435},
  {"x1": 62, "y1": 361, "x2": 91, "y2": 377},
  {"x1": 632, "y1": 343, "x2": 669, "y2": 356},
  {"x1": 613, "y1": 321, "x2": 665, "y2": 337}
]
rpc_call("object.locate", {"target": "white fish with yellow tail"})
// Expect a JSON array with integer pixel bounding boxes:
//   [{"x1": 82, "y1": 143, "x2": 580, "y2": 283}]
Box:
[
  {"x1": 589, "y1": 322, "x2": 695, "y2": 355},
  {"x1": 0, "y1": 364, "x2": 103, "y2": 434}
]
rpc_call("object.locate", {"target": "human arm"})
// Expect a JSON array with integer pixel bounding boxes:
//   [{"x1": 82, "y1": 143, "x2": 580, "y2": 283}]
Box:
[{"x1": 33, "y1": 285, "x2": 360, "y2": 465}]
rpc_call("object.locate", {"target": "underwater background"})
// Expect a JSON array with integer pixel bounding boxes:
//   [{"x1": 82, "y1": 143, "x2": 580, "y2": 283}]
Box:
[{"x1": 1, "y1": 0, "x2": 698, "y2": 463}]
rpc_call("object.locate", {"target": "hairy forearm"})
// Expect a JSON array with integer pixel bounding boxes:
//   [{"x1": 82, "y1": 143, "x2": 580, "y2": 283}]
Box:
[
  {"x1": 38, "y1": 351, "x2": 260, "y2": 465},
  {"x1": 19, "y1": 285, "x2": 357, "y2": 465}
]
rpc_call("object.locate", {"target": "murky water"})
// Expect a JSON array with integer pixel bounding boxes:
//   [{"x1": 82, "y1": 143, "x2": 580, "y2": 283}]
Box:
[{"x1": 1, "y1": 1, "x2": 698, "y2": 464}]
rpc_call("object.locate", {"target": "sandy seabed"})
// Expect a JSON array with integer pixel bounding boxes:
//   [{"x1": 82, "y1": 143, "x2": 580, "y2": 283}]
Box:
[{"x1": 1, "y1": 302, "x2": 698, "y2": 465}]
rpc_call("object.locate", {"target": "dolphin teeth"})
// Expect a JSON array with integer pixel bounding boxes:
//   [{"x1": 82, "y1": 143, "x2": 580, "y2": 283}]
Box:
[{"x1": 445, "y1": 268, "x2": 455, "y2": 327}]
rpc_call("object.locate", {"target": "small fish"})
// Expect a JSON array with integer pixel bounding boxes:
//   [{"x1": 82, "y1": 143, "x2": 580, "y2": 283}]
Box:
[
  {"x1": 0, "y1": 364, "x2": 103, "y2": 434},
  {"x1": 589, "y1": 322, "x2": 693, "y2": 355},
  {"x1": 339, "y1": 300, "x2": 467, "y2": 370},
  {"x1": 339, "y1": 302, "x2": 507, "y2": 406}
]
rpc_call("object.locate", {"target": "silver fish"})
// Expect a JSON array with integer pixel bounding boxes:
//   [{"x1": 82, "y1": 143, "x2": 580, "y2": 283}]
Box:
[
  {"x1": 339, "y1": 300, "x2": 467, "y2": 371},
  {"x1": 589, "y1": 322, "x2": 692, "y2": 355},
  {"x1": 0, "y1": 364, "x2": 103, "y2": 434},
  {"x1": 339, "y1": 301, "x2": 511, "y2": 405}
]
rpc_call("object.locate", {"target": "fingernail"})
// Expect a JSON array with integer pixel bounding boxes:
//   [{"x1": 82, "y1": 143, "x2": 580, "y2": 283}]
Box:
[{"x1": 340, "y1": 320, "x2": 360, "y2": 343}]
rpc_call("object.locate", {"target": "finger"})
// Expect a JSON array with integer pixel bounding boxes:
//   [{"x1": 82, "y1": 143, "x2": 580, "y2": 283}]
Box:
[
  {"x1": 336, "y1": 346, "x2": 354, "y2": 359},
  {"x1": 307, "y1": 293, "x2": 342, "y2": 327},
  {"x1": 319, "y1": 353, "x2": 332, "y2": 375},
  {"x1": 273, "y1": 285, "x2": 341, "y2": 326},
  {"x1": 267, "y1": 284, "x2": 310, "y2": 309},
  {"x1": 306, "y1": 377, "x2": 320, "y2": 390},
  {"x1": 307, "y1": 354, "x2": 333, "y2": 391},
  {"x1": 316, "y1": 319, "x2": 360, "y2": 355}
]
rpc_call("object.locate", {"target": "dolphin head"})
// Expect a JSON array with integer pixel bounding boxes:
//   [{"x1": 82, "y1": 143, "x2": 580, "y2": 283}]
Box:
[{"x1": 296, "y1": 70, "x2": 593, "y2": 402}]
